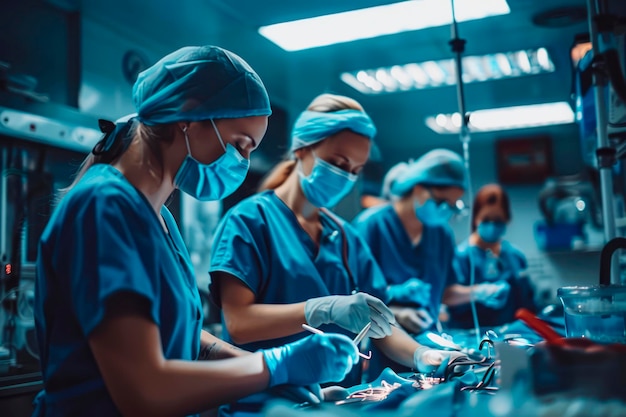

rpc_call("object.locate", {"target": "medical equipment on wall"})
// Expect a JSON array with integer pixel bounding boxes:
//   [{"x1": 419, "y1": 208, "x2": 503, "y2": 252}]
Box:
[
  {"x1": 0, "y1": 92, "x2": 100, "y2": 375},
  {"x1": 580, "y1": 0, "x2": 626, "y2": 283},
  {"x1": 534, "y1": 172, "x2": 603, "y2": 250}
]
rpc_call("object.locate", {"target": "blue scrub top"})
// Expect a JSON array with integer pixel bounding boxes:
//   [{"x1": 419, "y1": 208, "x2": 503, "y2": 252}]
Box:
[
  {"x1": 34, "y1": 164, "x2": 203, "y2": 417},
  {"x1": 209, "y1": 190, "x2": 389, "y2": 351},
  {"x1": 449, "y1": 239, "x2": 537, "y2": 328},
  {"x1": 352, "y1": 204, "x2": 461, "y2": 323}
]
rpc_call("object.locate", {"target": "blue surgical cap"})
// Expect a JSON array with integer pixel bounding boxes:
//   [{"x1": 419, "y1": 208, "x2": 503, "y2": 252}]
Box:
[
  {"x1": 132, "y1": 45, "x2": 271, "y2": 125},
  {"x1": 381, "y1": 161, "x2": 410, "y2": 200},
  {"x1": 391, "y1": 149, "x2": 467, "y2": 196},
  {"x1": 290, "y1": 109, "x2": 377, "y2": 152}
]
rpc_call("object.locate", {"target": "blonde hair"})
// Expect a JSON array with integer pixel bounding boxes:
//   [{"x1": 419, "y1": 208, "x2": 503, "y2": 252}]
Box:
[{"x1": 258, "y1": 93, "x2": 364, "y2": 191}]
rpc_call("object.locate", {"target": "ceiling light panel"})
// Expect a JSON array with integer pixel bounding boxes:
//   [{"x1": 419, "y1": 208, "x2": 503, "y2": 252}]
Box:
[
  {"x1": 259, "y1": 0, "x2": 510, "y2": 51},
  {"x1": 341, "y1": 48, "x2": 555, "y2": 94},
  {"x1": 425, "y1": 102, "x2": 575, "y2": 134}
]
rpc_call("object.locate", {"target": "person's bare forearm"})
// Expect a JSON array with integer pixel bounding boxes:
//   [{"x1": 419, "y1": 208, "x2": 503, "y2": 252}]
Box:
[
  {"x1": 223, "y1": 303, "x2": 308, "y2": 345},
  {"x1": 371, "y1": 325, "x2": 419, "y2": 369},
  {"x1": 442, "y1": 284, "x2": 474, "y2": 306},
  {"x1": 198, "y1": 330, "x2": 248, "y2": 360},
  {"x1": 120, "y1": 353, "x2": 270, "y2": 417}
]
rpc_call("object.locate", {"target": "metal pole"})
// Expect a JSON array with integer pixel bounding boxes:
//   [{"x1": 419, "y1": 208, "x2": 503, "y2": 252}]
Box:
[
  {"x1": 586, "y1": 0, "x2": 619, "y2": 284},
  {"x1": 449, "y1": 0, "x2": 473, "y2": 206},
  {"x1": 450, "y1": 0, "x2": 480, "y2": 346}
]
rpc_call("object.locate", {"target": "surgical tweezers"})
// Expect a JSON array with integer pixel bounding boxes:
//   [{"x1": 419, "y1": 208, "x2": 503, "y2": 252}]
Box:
[
  {"x1": 352, "y1": 322, "x2": 371, "y2": 345},
  {"x1": 302, "y1": 323, "x2": 372, "y2": 360}
]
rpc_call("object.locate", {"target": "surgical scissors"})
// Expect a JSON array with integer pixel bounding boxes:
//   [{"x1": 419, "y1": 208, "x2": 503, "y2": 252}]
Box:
[{"x1": 302, "y1": 323, "x2": 372, "y2": 359}]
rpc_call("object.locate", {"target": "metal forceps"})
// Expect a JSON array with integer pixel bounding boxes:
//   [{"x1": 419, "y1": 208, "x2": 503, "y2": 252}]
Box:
[{"x1": 302, "y1": 323, "x2": 372, "y2": 360}]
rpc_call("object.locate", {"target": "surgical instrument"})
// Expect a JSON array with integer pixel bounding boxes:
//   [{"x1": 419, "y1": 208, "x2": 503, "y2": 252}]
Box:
[
  {"x1": 302, "y1": 323, "x2": 372, "y2": 359},
  {"x1": 352, "y1": 322, "x2": 371, "y2": 346}
]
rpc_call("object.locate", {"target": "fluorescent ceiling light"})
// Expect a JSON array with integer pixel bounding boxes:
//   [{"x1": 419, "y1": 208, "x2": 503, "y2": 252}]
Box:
[
  {"x1": 425, "y1": 102, "x2": 575, "y2": 134},
  {"x1": 259, "y1": 0, "x2": 510, "y2": 51},
  {"x1": 341, "y1": 48, "x2": 555, "y2": 94}
]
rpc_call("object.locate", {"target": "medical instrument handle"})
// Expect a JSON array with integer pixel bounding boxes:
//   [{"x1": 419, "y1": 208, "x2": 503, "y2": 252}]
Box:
[
  {"x1": 515, "y1": 308, "x2": 563, "y2": 345},
  {"x1": 352, "y1": 322, "x2": 372, "y2": 345},
  {"x1": 302, "y1": 324, "x2": 324, "y2": 335},
  {"x1": 301, "y1": 324, "x2": 372, "y2": 360}
]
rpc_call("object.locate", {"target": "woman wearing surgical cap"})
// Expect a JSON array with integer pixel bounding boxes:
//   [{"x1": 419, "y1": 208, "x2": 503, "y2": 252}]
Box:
[
  {"x1": 209, "y1": 94, "x2": 467, "y2": 415},
  {"x1": 33, "y1": 46, "x2": 359, "y2": 417},
  {"x1": 448, "y1": 184, "x2": 537, "y2": 329},
  {"x1": 353, "y1": 151, "x2": 512, "y2": 349},
  {"x1": 353, "y1": 150, "x2": 466, "y2": 336}
]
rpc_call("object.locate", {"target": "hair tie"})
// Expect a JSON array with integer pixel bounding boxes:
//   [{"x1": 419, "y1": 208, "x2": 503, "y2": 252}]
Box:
[{"x1": 92, "y1": 118, "x2": 134, "y2": 162}]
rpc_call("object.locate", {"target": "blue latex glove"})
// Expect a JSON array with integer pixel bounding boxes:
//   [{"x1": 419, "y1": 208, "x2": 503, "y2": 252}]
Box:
[
  {"x1": 413, "y1": 346, "x2": 469, "y2": 374},
  {"x1": 305, "y1": 293, "x2": 395, "y2": 338},
  {"x1": 261, "y1": 333, "x2": 358, "y2": 387},
  {"x1": 473, "y1": 281, "x2": 511, "y2": 309},
  {"x1": 387, "y1": 278, "x2": 432, "y2": 306}
]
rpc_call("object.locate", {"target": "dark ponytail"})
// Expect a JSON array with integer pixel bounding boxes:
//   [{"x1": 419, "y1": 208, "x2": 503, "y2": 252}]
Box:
[{"x1": 59, "y1": 119, "x2": 176, "y2": 199}]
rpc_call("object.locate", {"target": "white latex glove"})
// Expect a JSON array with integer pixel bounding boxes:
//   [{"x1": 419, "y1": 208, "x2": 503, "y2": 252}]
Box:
[
  {"x1": 393, "y1": 307, "x2": 434, "y2": 334},
  {"x1": 305, "y1": 293, "x2": 395, "y2": 339},
  {"x1": 413, "y1": 346, "x2": 469, "y2": 374}
]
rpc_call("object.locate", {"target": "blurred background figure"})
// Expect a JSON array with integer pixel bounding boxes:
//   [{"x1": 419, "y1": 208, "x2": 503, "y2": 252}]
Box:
[
  {"x1": 447, "y1": 183, "x2": 538, "y2": 329},
  {"x1": 353, "y1": 149, "x2": 469, "y2": 336},
  {"x1": 380, "y1": 161, "x2": 411, "y2": 202}
]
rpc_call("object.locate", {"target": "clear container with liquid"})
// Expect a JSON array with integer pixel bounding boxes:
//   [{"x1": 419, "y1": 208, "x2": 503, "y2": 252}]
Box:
[{"x1": 557, "y1": 285, "x2": 626, "y2": 344}]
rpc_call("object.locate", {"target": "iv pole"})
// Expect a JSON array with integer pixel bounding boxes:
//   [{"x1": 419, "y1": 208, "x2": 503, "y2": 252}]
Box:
[
  {"x1": 586, "y1": 0, "x2": 619, "y2": 284},
  {"x1": 449, "y1": 0, "x2": 481, "y2": 346}
]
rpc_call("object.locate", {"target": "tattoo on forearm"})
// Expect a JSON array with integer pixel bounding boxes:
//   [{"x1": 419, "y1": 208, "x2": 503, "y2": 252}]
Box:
[
  {"x1": 198, "y1": 342, "x2": 220, "y2": 360},
  {"x1": 198, "y1": 342, "x2": 245, "y2": 360}
]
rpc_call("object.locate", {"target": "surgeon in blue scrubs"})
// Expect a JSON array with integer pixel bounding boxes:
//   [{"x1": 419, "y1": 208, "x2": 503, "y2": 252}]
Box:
[
  {"x1": 209, "y1": 94, "x2": 467, "y2": 415},
  {"x1": 354, "y1": 150, "x2": 461, "y2": 335},
  {"x1": 33, "y1": 46, "x2": 359, "y2": 417},
  {"x1": 353, "y1": 150, "x2": 511, "y2": 336},
  {"x1": 449, "y1": 184, "x2": 537, "y2": 329}
]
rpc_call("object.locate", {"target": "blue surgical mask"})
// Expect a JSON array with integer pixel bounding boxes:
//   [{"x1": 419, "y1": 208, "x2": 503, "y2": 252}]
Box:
[
  {"x1": 298, "y1": 153, "x2": 357, "y2": 208},
  {"x1": 414, "y1": 199, "x2": 454, "y2": 226},
  {"x1": 477, "y1": 221, "x2": 507, "y2": 243},
  {"x1": 174, "y1": 120, "x2": 249, "y2": 201}
]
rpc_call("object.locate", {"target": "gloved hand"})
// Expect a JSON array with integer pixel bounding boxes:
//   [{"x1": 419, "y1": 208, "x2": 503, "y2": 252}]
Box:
[
  {"x1": 473, "y1": 281, "x2": 511, "y2": 309},
  {"x1": 413, "y1": 346, "x2": 469, "y2": 374},
  {"x1": 387, "y1": 278, "x2": 432, "y2": 306},
  {"x1": 261, "y1": 333, "x2": 358, "y2": 387},
  {"x1": 305, "y1": 293, "x2": 395, "y2": 338},
  {"x1": 393, "y1": 307, "x2": 434, "y2": 334}
]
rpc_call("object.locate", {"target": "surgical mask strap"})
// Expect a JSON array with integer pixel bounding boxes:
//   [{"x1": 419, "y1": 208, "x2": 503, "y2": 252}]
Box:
[
  {"x1": 210, "y1": 119, "x2": 227, "y2": 152},
  {"x1": 182, "y1": 126, "x2": 192, "y2": 155}
]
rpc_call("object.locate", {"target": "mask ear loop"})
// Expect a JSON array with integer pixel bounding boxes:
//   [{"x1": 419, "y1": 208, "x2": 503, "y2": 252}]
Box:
[
  {"x1": 210, "y1": 119, "x2": 227, "y2": 152},
  {"x1": 181, "y1": 125, "x2": 192, "y2": 155},
  {"x1": 295, "y1": 147, "x2": 315, "y2": 179}
]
